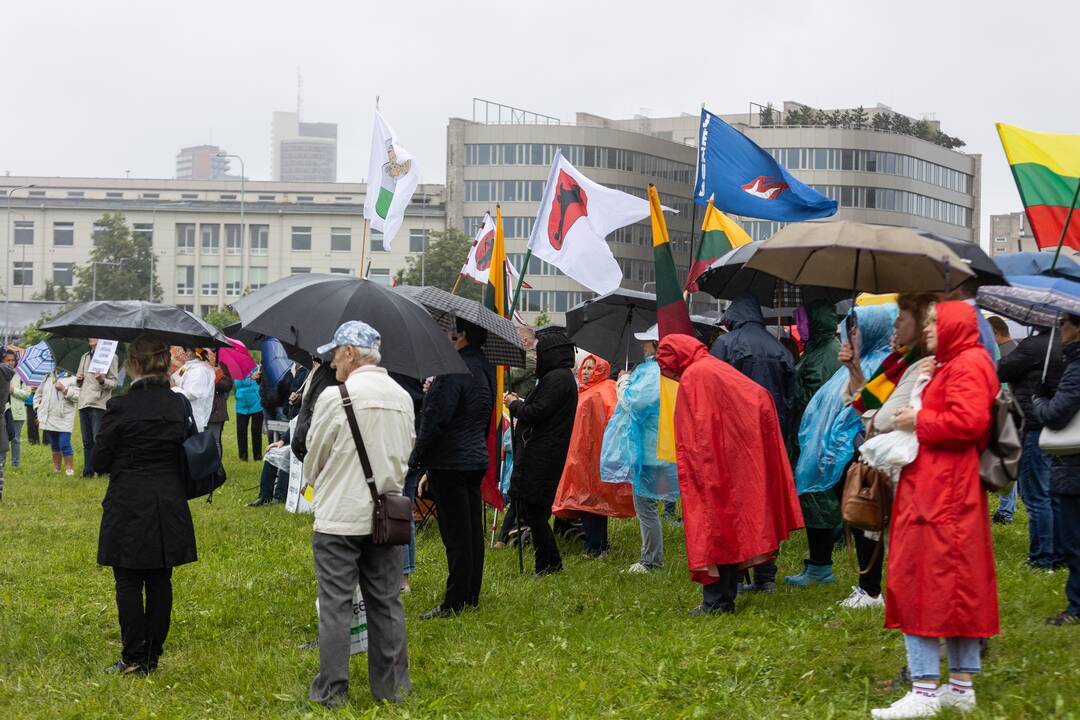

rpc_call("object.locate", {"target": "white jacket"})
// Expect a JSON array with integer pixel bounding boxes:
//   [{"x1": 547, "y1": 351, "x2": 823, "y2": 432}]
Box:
[
  {"x1": 172, "y1": 359, "x2": 215, "y2": 431},
  {"x1": 34, "y1": 374, "x2": 80, "y2": 433},
  {"x1": 304, "y1": 365, "x2": 415, "y2": 537}
]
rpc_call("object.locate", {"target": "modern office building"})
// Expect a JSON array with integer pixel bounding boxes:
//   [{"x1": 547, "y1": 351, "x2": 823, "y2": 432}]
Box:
[
  {"x1": 175, "y1": 145, "x2": 233, "y2": 180},
  {"x1": 989, "y1": 212, "x2": 1038, "y2": 255},
  {"x1": 0, "y1": 177, "x2": 442, "y2": 315},
  {"x1": 271, "y1": 111, "x2": 338, "y2": 182},
  {"x1": 446, "y1": 102, "x2": 696, "y2": 320}
]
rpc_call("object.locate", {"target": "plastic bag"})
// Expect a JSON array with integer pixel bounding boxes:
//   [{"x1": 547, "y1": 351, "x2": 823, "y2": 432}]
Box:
[
  {"x1": 857, "y1": 368, "x2": 931, "y2": 473},
  {"x1": 263, "y1": 445, "x2": 291, "y2": 472}
]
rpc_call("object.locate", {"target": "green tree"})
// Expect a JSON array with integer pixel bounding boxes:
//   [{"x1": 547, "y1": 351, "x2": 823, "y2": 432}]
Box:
[
  {"x1": 532, "y1": 310, "x2": 551, "y2": 327},
  {"x1": 204, "y1": 306, "x2": 239, "y2": 330},
  {"x1": 395, "y1": 228, "x2": 483, "y2": 302},
  {"x1": 912, "y1": 120, "x2": 934, "y2": 141},
  {"x1": 891, "y1": 114, "x2": 912, "y2": 135},
  {"x1": 850, "y1": 106, "x2": 868, "y2": 129},
  {"x1": 72, "y1": 213, "x2": 162, "y2": 303},
  {"x1": 33, "y1": 281, "x2": 71, "y2": 303},
  {"x1": 871, "y1": 112, "x2": 893, "y2": 132},
  {"x1": 758, "y1": 102, "x2": 776, "y2": 127}
]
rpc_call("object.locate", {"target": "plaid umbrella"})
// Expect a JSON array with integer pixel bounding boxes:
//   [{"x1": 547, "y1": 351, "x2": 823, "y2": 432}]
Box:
[
  {"x1": 16, "y1": 341, "x2": 55, "y2": 387},
  {"x1": 394, "y1": 285, "x2": 526, "y2": 368},
  {"x1": 977, "y1": 275, "x2": 1080, "y2": 327},
  {"x1": 697, "y1": 241, "x2": 851, "y2": 307}
]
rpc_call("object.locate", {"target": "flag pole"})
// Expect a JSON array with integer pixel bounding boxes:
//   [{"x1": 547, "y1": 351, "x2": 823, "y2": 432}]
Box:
[
  {"x1": 1050, "y1": 179, "x2": 1080, "y2": 273},
  {"x1": 450, "y1": 274, "x2": 463, "y2": 295},
  {"x1": 508, "y1": 249, "x2": 532, "y2": 316},
  {"x1": 359, "y1": 217, "x2": 369, "y2": 277}
]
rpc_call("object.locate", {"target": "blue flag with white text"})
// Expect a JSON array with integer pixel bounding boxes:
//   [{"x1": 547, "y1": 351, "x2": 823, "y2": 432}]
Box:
[{"x1": 695, "y1": 108, "x2": 838, "y2": 221}]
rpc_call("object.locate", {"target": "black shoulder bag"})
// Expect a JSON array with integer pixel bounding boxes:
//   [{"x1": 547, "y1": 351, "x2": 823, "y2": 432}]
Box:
[
  {"x1": 338, "y1": 384, "x2": 412, "y2": 545},
  {"x1": 179, "y1": 395, "x2": 227, "y2": 502}
]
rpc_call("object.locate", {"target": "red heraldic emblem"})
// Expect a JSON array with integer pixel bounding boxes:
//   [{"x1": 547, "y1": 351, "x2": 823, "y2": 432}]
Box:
[{"x1": 547, "y1": 170, "x2": 589, "y2": 250}]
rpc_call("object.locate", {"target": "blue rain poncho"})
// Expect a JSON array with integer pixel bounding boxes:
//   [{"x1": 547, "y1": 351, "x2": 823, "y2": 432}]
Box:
[
  {"x1": 794, "y1": 303, "x2": 898, "y2": 495},
  {"x1": 599, "y1": 357, "x2": 679, "y2": 501}
]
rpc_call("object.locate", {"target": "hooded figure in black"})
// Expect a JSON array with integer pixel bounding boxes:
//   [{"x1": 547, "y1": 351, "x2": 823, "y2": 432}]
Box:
[{"x1": 506, "y1": 330, "x2": 578, "y2": 575}]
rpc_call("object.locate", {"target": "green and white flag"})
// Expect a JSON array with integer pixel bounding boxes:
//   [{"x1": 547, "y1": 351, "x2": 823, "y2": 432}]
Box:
[{"x1": 363, "y1": 110, "x2": 419, "y2": 250}]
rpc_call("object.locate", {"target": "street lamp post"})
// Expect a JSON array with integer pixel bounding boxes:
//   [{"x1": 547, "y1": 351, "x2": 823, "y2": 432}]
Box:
[
  {"x1": 3, "y1": 184, "x2": 35, "y2": 343},
  {"x1": 216, "y1": 153, "x2": 245, "y2": 294}
]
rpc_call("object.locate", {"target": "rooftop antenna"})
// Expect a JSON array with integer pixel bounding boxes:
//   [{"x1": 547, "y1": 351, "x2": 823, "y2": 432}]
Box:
[{"x1": 297, "y1": 67, "x2": 303, "y2": 121}]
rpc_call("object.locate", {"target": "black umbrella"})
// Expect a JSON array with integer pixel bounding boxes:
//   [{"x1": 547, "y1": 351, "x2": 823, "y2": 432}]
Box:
[
  {"x1": 393, "y1": 285, "x2": 526, "y2": 368},
  {"x1": 41, "y1": 300, "x2": 230, "y2": 348},
  {"x1": 919, "y1": 232, "x2": 1007, "y2": 287},
  {"x1": 566, "y1": 289, "x2": 657, "y2": 369},
  {"x1": 231, "y1": 273, "x2": 468, "y2": 379},
  {"x1": 222, "y1": 321, "x2": 317, "y2": 367},
  {"x1": 696, "y1": 241, "x2": 851, "y2": 307}
]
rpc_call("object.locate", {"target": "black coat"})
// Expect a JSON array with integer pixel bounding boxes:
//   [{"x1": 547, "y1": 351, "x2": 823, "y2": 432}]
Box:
[
  {"x1": 1033, "y1": 341, "x2": 1080, "y2": 495},
  {"x1": 283, "y1": 366, "x2": 309, "y2": 420},
  {"x1": 208, "y1": 363, "x2": 233, "y2": 424},
  {"x1": 93, "y1": 377, "x2": 197, "y2": 569},
  {"x1": 998, "y1": 330, "x2": 1064, "y2": 431},
  {"x1": 411, "y1": 345, "x2": 495, "y2": 472},
  {"x1": 508, "y1": 337, "x2": 578, "y2": 505}
]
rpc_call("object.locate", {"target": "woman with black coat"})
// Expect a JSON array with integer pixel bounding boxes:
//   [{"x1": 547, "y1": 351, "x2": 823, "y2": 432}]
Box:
[
  {"x1": 503, "y1": 330, "x2": 578, "y2": 575},
  {"x1": 1034, "y1": 313, "x2": 1080, "y2": 626},
  {"x1": 92, "y1": 336, "x2": 197, "y2": 675}
]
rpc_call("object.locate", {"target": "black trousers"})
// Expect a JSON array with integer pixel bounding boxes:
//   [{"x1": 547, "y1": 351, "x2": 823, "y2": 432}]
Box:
[
  {"x1": 580, "y1": 512, "x2": 609, "y2": 556},
  {"x1": 702, "y1": 564, "x2": 740, "y2": 612},
  {"x1": 25, "y1": 406, "x2": 39, "y2": 444},
  {"x1": 517, "y1": 497, "x2": 562, "y2": 575},
  {"x1": 852, "y1": 528, "x2": 884, "y2": 597},
  {"x1": 807, "y1": 527, "x2": 835, "y2": 566},
  {"x1": 112, "y1": 566, "x2": 173, "y2": 668},
  {"x1": 429, "y1": 468, "x2": 486, "y2": 610},
  {"x1": 235, "y1": 412, "x2": 263, "y2": 461}
]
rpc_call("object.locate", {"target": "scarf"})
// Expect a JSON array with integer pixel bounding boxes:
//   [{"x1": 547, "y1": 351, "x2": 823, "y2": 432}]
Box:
[{"x1": 852, "y1": 346, "x2": 921, "y2": 413}]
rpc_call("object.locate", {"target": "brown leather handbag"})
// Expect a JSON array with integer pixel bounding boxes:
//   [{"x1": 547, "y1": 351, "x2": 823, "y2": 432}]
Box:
[
  {"x1": 339, "y1": 385, "x2": 413, "y2": 546},
  {"x1": 841, "y1": 459, "x2": 893, "y2": 532}
]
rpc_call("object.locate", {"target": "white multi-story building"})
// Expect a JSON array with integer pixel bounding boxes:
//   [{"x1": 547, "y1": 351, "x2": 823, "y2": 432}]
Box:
[{"x1": 1, "y1": 177, "x2": 443, "y2": 314}]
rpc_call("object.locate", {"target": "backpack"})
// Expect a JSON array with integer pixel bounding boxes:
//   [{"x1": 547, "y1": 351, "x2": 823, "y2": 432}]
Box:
[{"x1": 979, "y1": 387, "x2": 1025, "y2": 495}]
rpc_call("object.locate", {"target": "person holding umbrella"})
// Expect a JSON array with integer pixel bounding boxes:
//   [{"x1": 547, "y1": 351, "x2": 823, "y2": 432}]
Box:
[
  {"x1": 170, "y1": 347, "x2": 215, "y2": 433},
  {"x1": 410, "y1": 318, "x2": 495, "y2": 619},
  {"x1": 35, "y1": 366, "x2": 80, "y2": 475},
  {"x1": 233, "y1": 367, "x2": 264, "y2": 462},
  {"x1": 4, "y1": 349, "x2": 29, "y2": 472},
  {"x1": 75, "y1": 338, "x2": 120, "y2": 478}
]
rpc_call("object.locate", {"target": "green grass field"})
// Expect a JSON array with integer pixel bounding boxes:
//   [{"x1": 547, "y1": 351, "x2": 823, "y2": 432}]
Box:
[{"x1": 0, "y1": 415, "x2": 1077, "y2": 720}]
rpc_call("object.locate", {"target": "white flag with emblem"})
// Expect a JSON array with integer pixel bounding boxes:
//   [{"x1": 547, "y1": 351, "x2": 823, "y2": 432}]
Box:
[
  {"x1": 527, "y1": 151, "x2": 654, "y2": 295},
  {"x1": 460, "y1": 212, "x2": 497, "y2": 283},
  {"x1": 363, "y1": 110, "x2": 420, "y2": 251}
]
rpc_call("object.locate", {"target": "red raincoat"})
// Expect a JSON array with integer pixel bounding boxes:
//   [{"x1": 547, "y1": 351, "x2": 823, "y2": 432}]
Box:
[
  {"x1": 885, "y1": 301, "x2": 1000, "y2": 637},
  {"x1": 552, "y1": 355, "x2": 636, "y2": 519},
  {"x1": 656, "y1": 335, "x2": 803, "y2": 584}
]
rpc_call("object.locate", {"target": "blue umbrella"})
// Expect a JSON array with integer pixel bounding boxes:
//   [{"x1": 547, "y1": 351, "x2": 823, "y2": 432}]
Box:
[
  {"x1": 16, "y1": 340, "x2": 55, "y2": 387},
  {"x1": 977, "y1": 275, "x2": 1080, "y2": 327},
  {"x1": 259, "y1": 338, "x2": 292, "y2": 386},
  {"x1": 993, "y1": 252, "x2": 1080, "y2": 281}
]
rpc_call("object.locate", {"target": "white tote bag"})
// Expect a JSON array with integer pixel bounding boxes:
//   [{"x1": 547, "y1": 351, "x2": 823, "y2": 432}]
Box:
[{"x1": 1036, "y1": 324, "x2": 1080, "y2": 456}]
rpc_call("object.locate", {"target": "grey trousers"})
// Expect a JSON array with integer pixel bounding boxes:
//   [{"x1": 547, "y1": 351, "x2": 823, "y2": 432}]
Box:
[
  {"x1": 633, "y1": 494, "x2": 664, "y2": 568},
  {"x1": 310, "y1": 532, "x2": 410, "y2": 706}
]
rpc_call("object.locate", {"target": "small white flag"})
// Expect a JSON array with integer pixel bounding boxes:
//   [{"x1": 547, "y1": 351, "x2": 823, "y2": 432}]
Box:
[
  {"x1": 363, "y1": 110, "x2": 420, "y2": 251},
  {"x1": 460, "y1": 212, "x2": 497, "y2": 283},
  {"x1": 527, "y1": 152, "x2": 654, "y2": 295}
]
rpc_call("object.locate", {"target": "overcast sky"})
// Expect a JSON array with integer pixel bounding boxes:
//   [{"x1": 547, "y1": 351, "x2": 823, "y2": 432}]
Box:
[{"x1": 3, "y1": 0, "x2": 1077, "y2": 243}]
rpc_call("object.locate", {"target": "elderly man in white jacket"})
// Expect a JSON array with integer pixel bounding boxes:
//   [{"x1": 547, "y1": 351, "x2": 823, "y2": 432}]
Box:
[{"x1": 304, "y1": 320, "x2": 415, "y2": 707}]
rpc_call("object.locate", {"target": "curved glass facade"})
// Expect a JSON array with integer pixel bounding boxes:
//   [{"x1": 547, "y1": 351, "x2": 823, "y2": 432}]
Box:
[
  {"x1": 810, "y1": 184, "x2": 970, "y2": 227},
  {"x1": 765, "y1": 147, "x2": 971, "y2": 194},
  {"x1": 464, "y1": 143, "x2": 693, "y2": 184}
]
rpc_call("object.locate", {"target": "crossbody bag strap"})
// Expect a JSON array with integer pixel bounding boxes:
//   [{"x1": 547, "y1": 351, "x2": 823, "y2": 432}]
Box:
[{"x1": 338, "y1": 384, "x2": 378, "y2": 505}]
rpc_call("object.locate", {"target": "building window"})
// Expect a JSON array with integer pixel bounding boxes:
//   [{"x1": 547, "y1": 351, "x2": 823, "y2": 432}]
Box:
[
  {"x1": 225, "y1": 224, "x2": 242, "y2": 255},
  {"x1": 53, "y1": 222, "x2": 75, "y2": 246},
  {"x1": 368, "y1": 268, "x2": 391, "y2": 286},
  {"x1": 67, "y1": 191, "x2": 85, "y2": 198},
  {"x1": 334, "y1": 196, "x2": 352, "y2": 202},
  {"x1": 370, "y1": 231, "x2": 385, "y2": 252},
  {"x1": 181, "y1": 193, "x2": 199, "y2": 199},
  {"x1": 176, "y1": 266, "x2": 194, "y2": 296},
  {"x1": 249, "y1": 224, "x2": 269, "y2": 255},
  {"x1": 133, "y1": 223, "x2": 153, "y2": 242},
  {"x1": 200, "y1": 224, "x2": 220, "y2": 254},
  {"x1": 220, "y1": 194, "x2": 236, "y2": 200},
  {"x1": 297, "y1": 195, "x2": 314, "y2": 203},
  {"x1": 106, "y1": 191, "x2": 123, "y2": 199},
  {"x1": 53, "y1": 262, "x2": 75, "y2": 287},
  {"x1": 330, "y1": 267, "x2": 352, "y2": 275},
  {"x1": 409, "y1": 228, "x2": 429, "y2": 253},
  {"x1": 290, "y1": 266, "x2": 311, "y2": 274},
  {"x1": 28, "y1": 190, "x2": 46, "y2": 197},
  {"x1": 257, "y1": 194, "x2": 275, "y2": 201},
  {"x1": 248, "y1": 266, "x2": 268, "y2": 290},
  {"x1": 201, "y1": 265, "x2": 219, "y2": 295},
  {"x1": 92, "y1": 222, "x2": 107, "y2": 245},
  {"x1": 13, "y1": 261, "x2": 33, "y2": 286},
  {"x1": 176, "y1": 223, "x2": 195, "y2": 254},
  {"x1": 13, "y1": 220, "x2": 33, "y2": 245},
  {"x1": 330, "y1": 227, "x2": 351, "y2": 252},
  {"x1": 225, "y1": 267, "x2": 242, "y2": 297},
  {"x1": 142, "y1": 193, "x2": 160, "y2": 199},
  {"x1": 291, "y1": 226, "x2": 312, "y2": 251}
]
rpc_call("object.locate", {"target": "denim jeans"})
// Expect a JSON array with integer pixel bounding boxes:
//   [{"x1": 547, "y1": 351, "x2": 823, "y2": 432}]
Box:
[
  {"x1": 995, "y1": 481, "x2": 1017, "y2": 520},
  {"x1": 45, "y1": 430, "x2": 74, "y2": 456},
  {"x1": 1019, "y1": 431, "x2": 1058, "y2": 567},
  {"x1": 1058, "y1": 494, "x2": 1080, "y2": 615},
  {"x1": 79, "y1": 407, "x2": 105, "y2": 476},
  {"x1": 904, "y1": 635, "x2": 982, "y2": 680},
  {"x1": 258, "y1": 459, "x2": 289, "y2": 501},
  {"x1": 633, "y1": 495, "x2": 664, "y2": 568},
  {"x1": 402, "y1": 468, "x2": 421, "y2": 576},
  {"x1": 2, "y1": 420, "x2": 22, "y2": 467}
]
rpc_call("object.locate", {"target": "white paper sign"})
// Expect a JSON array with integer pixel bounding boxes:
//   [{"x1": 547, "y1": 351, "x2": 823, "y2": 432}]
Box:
[{"x1": 88, "y1": 340, "x2": 118, "y2": 375}]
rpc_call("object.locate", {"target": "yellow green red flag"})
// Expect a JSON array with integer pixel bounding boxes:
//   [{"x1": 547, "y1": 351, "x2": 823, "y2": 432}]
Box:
[
  {"x1": 997, "y1": 123, "x2": 1080, "y2": 252},
  {"x1": 685, "y1": 197, "x2": 752, "y2": 292}
]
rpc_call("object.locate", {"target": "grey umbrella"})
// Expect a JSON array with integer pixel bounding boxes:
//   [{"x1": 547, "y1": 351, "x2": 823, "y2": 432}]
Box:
[
  {"x1": 696, "y1": 241, "x2": 851, "y2": 306},
  {"x1": 41, "y1": 300, "x2": 230, "y2": 348},
  {"x1": 393, "y1": 285, "x2": 526, "y2": 368},
  {"x1": 566, "y1": 289, "x2": 657, "y2": 369}
]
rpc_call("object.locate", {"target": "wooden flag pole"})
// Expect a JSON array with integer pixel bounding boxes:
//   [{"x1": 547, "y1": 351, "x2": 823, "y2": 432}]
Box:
[
  {"x1": 450, "y1": 274, "x2": 463, "y2": 295},
  {"x1": 359, "y1": 217, "x2": 370, "y2": 278},
  {"x1": 1050, "y1": 179, "x2": 1080, "y2": 273},
  {"x1": 508, "y1": 249, "x2": 532, "y2": 316}
]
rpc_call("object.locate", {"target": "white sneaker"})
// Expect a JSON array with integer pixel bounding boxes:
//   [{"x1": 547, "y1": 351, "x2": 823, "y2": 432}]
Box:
[
  {"x1": 839, "y1": 585, "x2": 885, "y2": 609},
  {"x1": 937, "y1": 685, "x2": 976, "y2": 713},
  {"x1": 870, "y1": 690, "x2": 941, "y2": 719},
  {"x1": 626, "y1": 563, "x2": 650, "y2": 574}
]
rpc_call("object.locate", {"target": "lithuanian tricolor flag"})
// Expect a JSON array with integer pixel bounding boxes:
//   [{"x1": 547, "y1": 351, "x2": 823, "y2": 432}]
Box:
[
  {"x1": 684, "y1": 196, "x2": 753, "y2": 293},
  {"x1": 649, "y1": 185, "x2": 692, "y2": 464},
  {"x1": 482, "y1": 206, "x2": 507, "y2": 511},
  {"x1": 997, "y1": 123, "x2": 1080, "y2": 252}
]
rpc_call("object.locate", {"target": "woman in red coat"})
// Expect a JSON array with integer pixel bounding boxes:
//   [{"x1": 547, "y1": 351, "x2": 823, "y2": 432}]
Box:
[
  {"x1": 552, "y1": 354, "x2": 635, "y2": 557},
  {"x1": 872, "y1": 301, "x2": 999, "y2": 720}
]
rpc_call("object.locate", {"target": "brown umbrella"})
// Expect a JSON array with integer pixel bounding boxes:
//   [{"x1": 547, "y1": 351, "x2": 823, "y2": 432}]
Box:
[{"x1": 744, "y1": 221, "x2": 974, "y2": 294}]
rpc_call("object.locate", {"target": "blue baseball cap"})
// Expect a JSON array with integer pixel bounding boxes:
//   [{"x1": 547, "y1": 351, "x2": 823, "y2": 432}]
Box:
[{"x1": 316, "y1": 320, "x2": 381, "y2": 356}]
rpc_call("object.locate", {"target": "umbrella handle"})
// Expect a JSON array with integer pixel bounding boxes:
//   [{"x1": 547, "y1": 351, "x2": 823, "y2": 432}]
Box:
[{"x1": 1041, "y1": 321, "x2": 1056, "y2": 384}]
